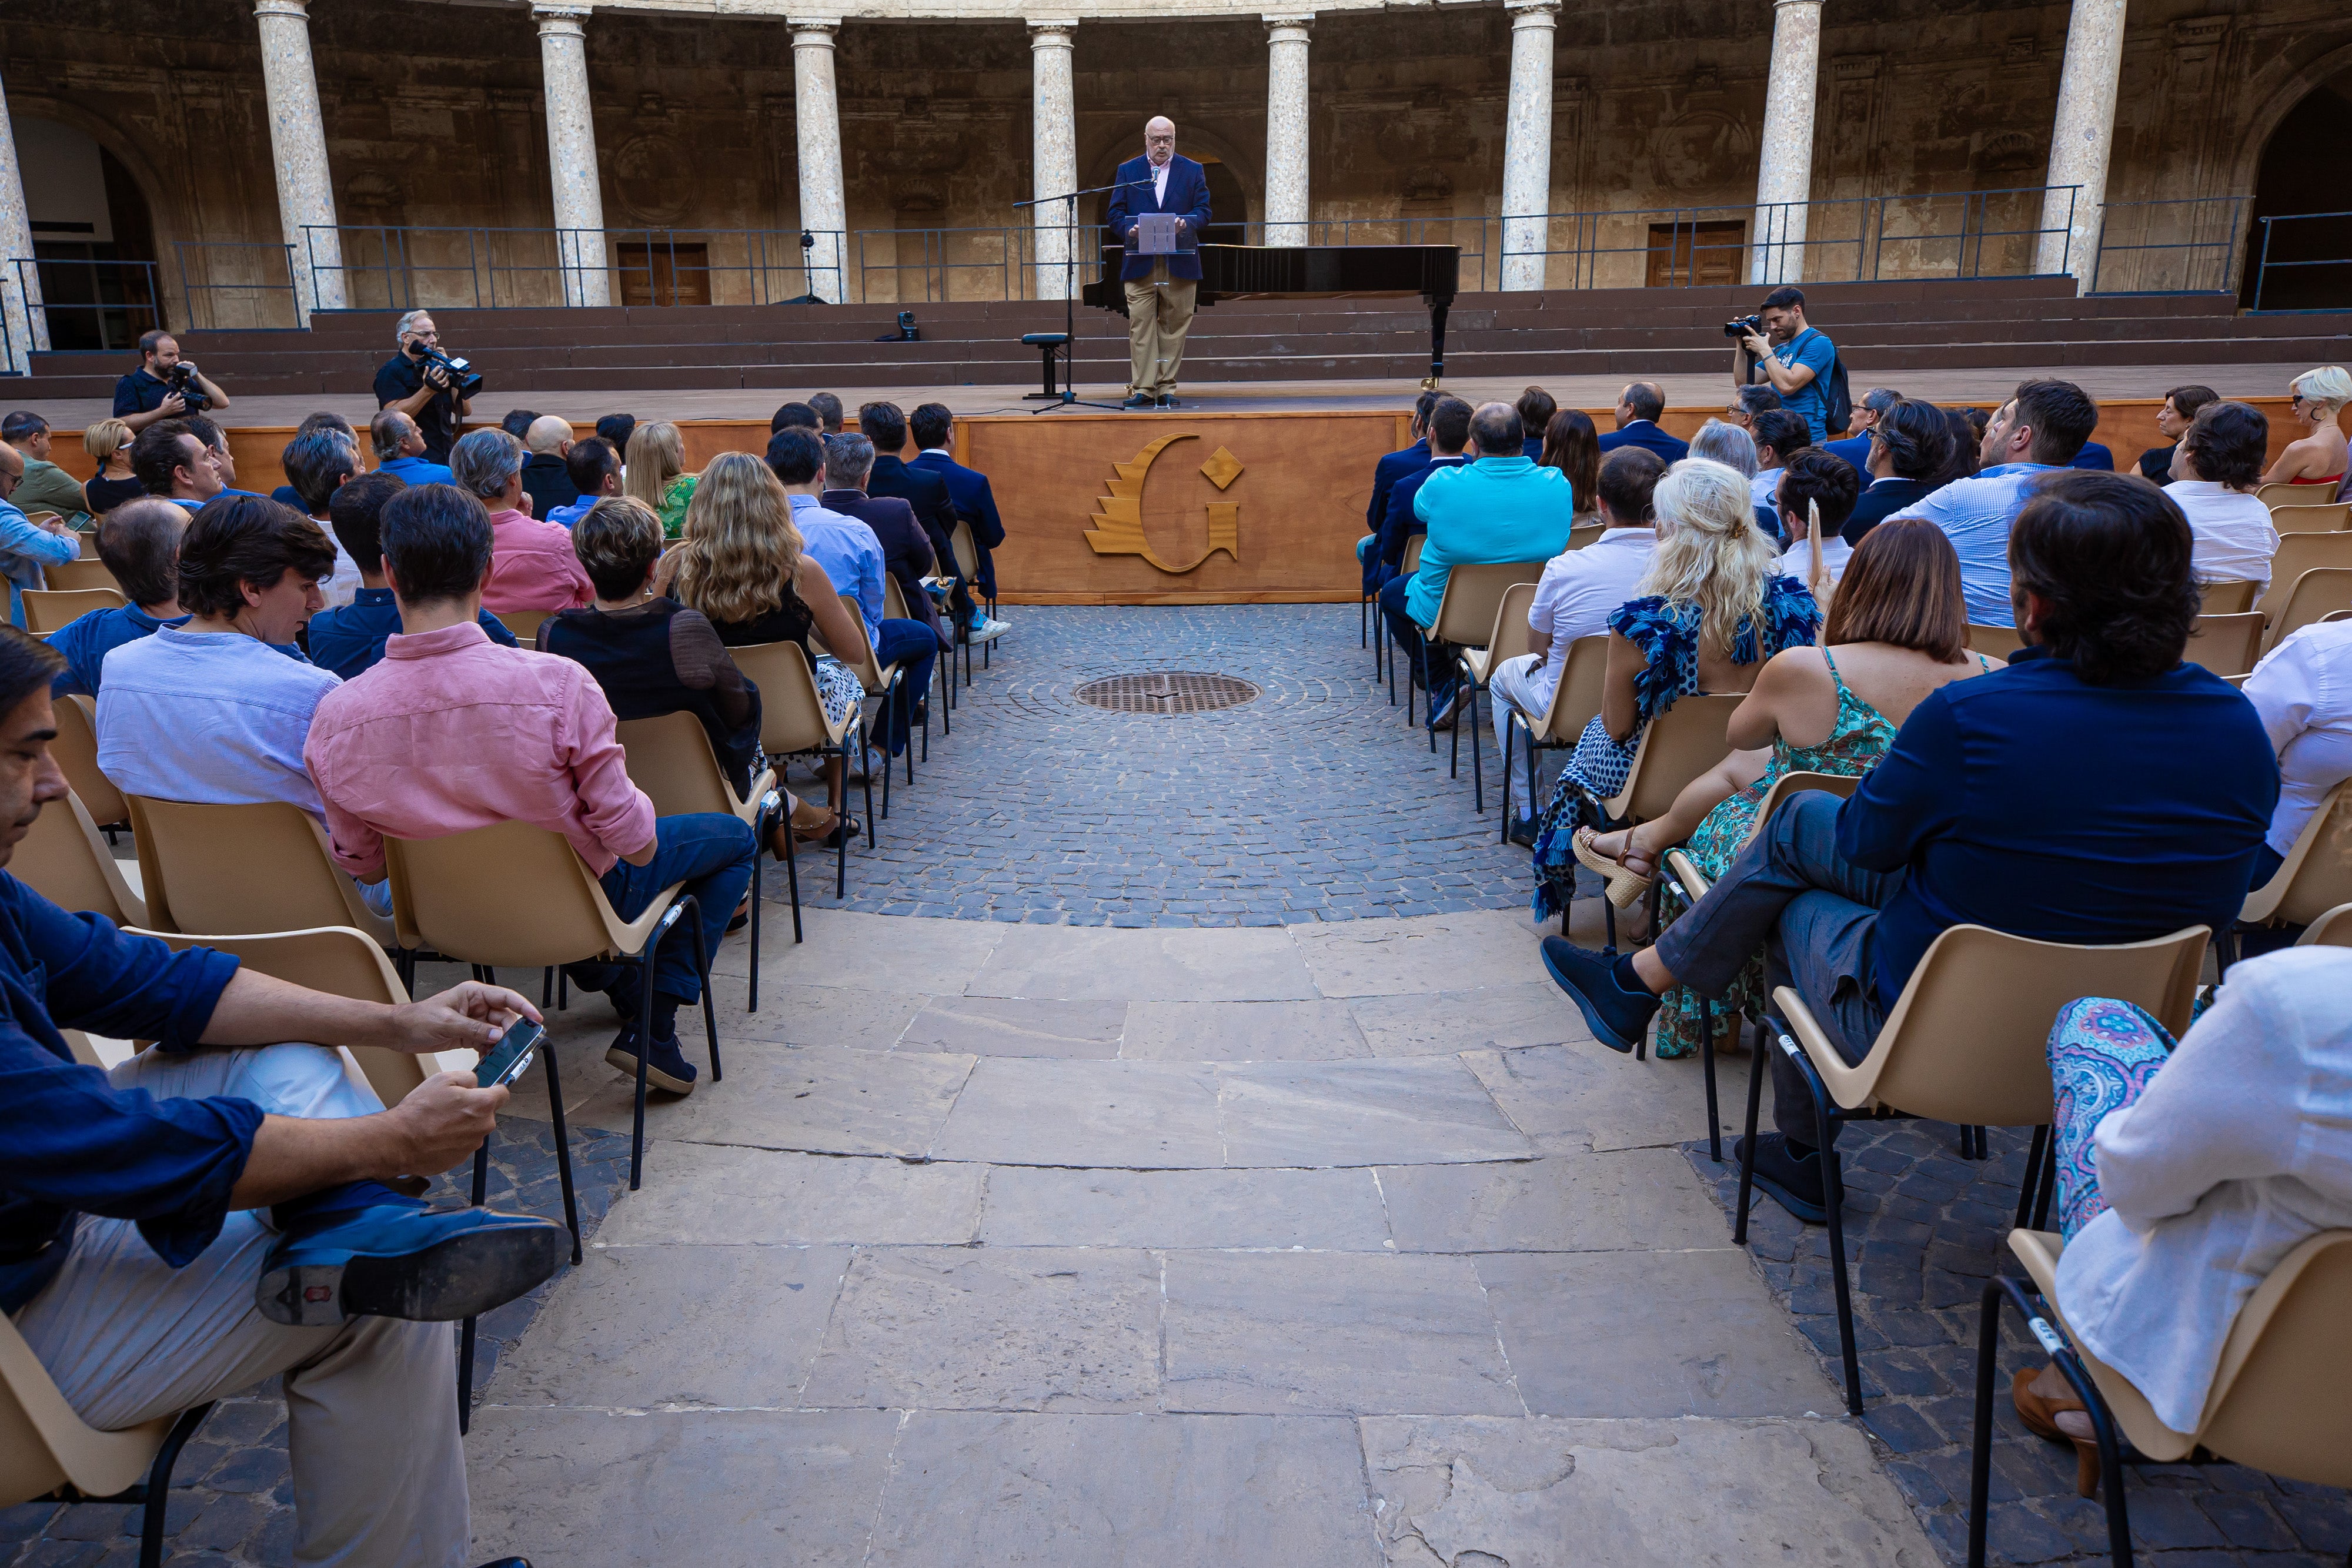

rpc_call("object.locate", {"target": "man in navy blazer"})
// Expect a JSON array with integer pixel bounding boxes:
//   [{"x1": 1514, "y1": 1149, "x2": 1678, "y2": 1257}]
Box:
[
  {"x1": 909, "y1": 402, "x2": 1009, "y2": 636},
  {"x1": 1359, "y1": 390, "x2": 1441, "y2": 594},
  {"x1": 1596, "y1": 383, "x2": 1689, "y2": 463},
  {"x1": 1104, "y1": 117, "x2": 1214, "y2": 409}
]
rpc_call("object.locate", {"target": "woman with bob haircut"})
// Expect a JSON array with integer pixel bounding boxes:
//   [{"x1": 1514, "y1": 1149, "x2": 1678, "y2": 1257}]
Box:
[
  {"x1": 1571, "y1": 519, "x2": 1998, "y2": 1056},
  {"x1": 624, "y1": 420, "x2": 699, "y2": 537},
  {"x1": 2261, "y1": 365, "x2": 2350, "y2": 492},
  {"x1": 1538, "y1": 407, "x2": 1603, "y2": 522},
  {"x1": 2167, "y1": 400, "x2": 2278, "y2": 591},
  {"x1": 80, "y1": 417, "x2": 143, "y2": 516}
]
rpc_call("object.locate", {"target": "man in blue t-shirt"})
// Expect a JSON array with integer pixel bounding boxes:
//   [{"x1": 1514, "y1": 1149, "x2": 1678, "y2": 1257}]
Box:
[{"x1": 1735, "y1": 286, "x2": 1836, "y2": 444}]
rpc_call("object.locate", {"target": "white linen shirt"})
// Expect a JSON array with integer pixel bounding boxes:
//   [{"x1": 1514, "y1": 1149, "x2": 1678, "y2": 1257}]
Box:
[
  {"x1": 1749, "y1": 469, "x2": 1782, "y2": 511},
  {"x1": 95, "y1": 627, "x2": 342, "y2": 823},
  {"x1": 1521, "y1": 527, "x2": 1656, "y2": 713},
  {"x1": 2056, "y1": 948, "x2": 2352, "y2": 1435},
  {"x1": 1775, "y1": 533, "x2": 1852, "y2": 590},
  {"x1": 2243, "y1": 618, "x2": 2352, "y2": 857},
  {"x1": 2166, "y1": 480, "x2": 2278, "y2": 592}
]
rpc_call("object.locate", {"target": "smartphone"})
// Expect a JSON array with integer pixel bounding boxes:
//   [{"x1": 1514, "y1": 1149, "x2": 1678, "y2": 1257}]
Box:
[{"x1": 472, "y1": 1017, "x2": 545, "y2": 1089}]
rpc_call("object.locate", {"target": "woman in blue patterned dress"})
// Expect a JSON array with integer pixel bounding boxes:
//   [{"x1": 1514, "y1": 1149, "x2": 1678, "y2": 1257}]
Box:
[{"x1": 1531, "y1": 457, "x2": 1821, "y2": 918}]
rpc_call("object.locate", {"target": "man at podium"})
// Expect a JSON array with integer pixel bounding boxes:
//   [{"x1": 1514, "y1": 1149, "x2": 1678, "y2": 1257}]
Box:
[{"x1": 1105, "y1": 116, "x2": 1214, "y2": 409}]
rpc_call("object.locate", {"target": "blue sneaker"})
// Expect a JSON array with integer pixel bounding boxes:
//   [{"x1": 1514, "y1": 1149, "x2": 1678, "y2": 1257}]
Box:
[
  {"x1": 1540, "y1": 937, "x2": 1660, "y2": 1055},
  {"x1": 605, "y1": 1026, "x2": 699, "y2": 1096},
  {"x1": 257, "y1": 1205, "x2": 568, "y2": 1328}
]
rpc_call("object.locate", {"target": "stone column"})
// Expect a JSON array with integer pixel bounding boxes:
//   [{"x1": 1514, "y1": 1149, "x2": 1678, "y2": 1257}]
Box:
[
  {"x1": 2036, "y1": 0, "x2": 2127, "y2": 286},
  {"x1": 535, "y1": 6, "x2": 610, "y2": 307},
  {"x1": 790, "y1": 18, "x2": 849, "y2": 303},
  {"x1": 0, "y1": 71, "x2": 45, "y2": 368},
  {"x1": 251, "y1": 0, "x2": 345, "y2": 319},
  {"x1": 1748, "y1": 0, "x2": 1823, "y2": 286},
  {"x1": 1499, "y1": 0, "x2": 1559, "y2": 292},
  {"x1": 1029, "y1": 21, "x2": 1079, "y2": 301},
  {"x1": 1262, "y1": 15, "x2": 1314, "y2": 246}
]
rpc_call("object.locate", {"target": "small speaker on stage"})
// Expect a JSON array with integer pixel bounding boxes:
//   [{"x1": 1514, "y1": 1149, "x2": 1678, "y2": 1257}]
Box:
[{"x1": 876, "y1": 310, "x2": 920, "y2": 343}]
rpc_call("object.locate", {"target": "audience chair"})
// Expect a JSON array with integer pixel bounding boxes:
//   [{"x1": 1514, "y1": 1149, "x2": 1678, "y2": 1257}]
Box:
[
  {"x1": 2180, "y1": 611, "x2": 2267, "y2": 677},
  {"x1": 1969, "y1": 1227, "x2": 2352, "y2": 1568},
  {"x1": 41, "y1": 559, "x2": 122, "y2": 596},
  {"x1": 496, "y1": 608, "x2": 552, "y2": 644},
  {"x1": 1455, "y1": 580, "x2": 1539, "y2": 812},
  {"x1": 1385, "y1": 535, "x2": 1429, "y2": 710},
  {"x1": 824, "y1": 594, "x2": 908, "y2": 822},
  {"x1": 77, "y1": 530, "x2": 100, "y2": 560},
  {"x1": 615, "y1": 708, "x2": 792, "y2": 998},
  {"x1": 2261, "y1": 567, "x2": 2352, "y2": 653},
  {"x1": 1566, "y1": 523, "x2": 1603, "y2": 552},
  {"x1": 1599, "y1": 691, "x2": 1746, "y2": 959},
  {"x1": 2254, "y1": 482, "x2": 2317, "y2": 511},
  {"x1": 22, "y1": 589, "x2": 126, "y2": 636},
  {"x1": 950, "y1": 517, "x2": 998, "y2": 673},
  {"x1": 1965, "y1": 623, "x2": 2027, "y2": 661},
  {"x1": 123, "y1": 797, "x2": 396, "y2": 949},
  {"x1": 0, "y1": 1318, "x2": 212, "y2": 1568},
  {"x1": 13, "y1": 789, "x2": 146, "y2": 927},
  {"x1": 2229, "y1": 780, "x2": 2351, "y2": 968},
  {"x1": 2267, "y1": 502, "x2": 2350, "y2": 534},
  {"x1": 2194, "y1": 579, "x2": 2256, "y2": 616},
  {"x1": 1748, "y1": 923, "x2": 2207, "y2": 1415},
  {"x1": 731, "y1": 640, "x2": 865, "y2": 900},
  {"x1": 1660, "y1": 771, "x2": 1860, "y2": 1162},
  {"x1": 1421, "y1": 559, "x2": 1547, "y2": 767},
  {"x1": 51, "y1": 696, "x2": 126, "y2": 833},
  {"x1": 881, "y1": 575, "x2": 948, "y2": 765},
  {"x1": 2297, "y1": 900, "x2": 2352, "y2": 947},
  {"x1": 384, "y1": 820, "x2": 717, "y2": 1195},
  {"x1": 2254, "y1": 533, "x2": 2352, "y2": 624},
  {"x1": 20, "y1": 510, "x2": 62, "y2": 527},
  {"x1": 1499, "y1": 635, "x2": 1608, "y2": 854}
]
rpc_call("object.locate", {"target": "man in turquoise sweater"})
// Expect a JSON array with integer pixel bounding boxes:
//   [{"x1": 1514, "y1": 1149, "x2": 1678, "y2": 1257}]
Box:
[{"x1": 1379, "y1": 402, "x2": 1581, "y2": 727}]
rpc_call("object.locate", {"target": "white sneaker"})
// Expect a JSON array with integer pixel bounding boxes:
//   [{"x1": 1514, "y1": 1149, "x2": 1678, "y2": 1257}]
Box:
[{"x1": 970, "y1": 617, "x2": 1011, "y2": 644}]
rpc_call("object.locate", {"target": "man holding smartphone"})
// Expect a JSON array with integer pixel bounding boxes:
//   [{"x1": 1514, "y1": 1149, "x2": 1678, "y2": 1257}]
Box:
[{"x1": 0, "y1": 626, "x2": 561, "y2": 1568}]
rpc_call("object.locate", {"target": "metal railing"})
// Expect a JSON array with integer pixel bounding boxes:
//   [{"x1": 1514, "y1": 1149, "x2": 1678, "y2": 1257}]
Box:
[
  {"x1": 174, "y1": 240, "x2": 303, "y2": 332},
  {"x1": 302, "y1": 226, "x2": 846, "y2": 315},
  {"x1": 2090, "y1": 197, "x2": 2247, "y2": 295},
  {"x1": 8, "y1": 257, "x2": 163, "y2": 351},
  {"x1": 2249, "y1": 209, "x2": 2352, "y2": 313}
]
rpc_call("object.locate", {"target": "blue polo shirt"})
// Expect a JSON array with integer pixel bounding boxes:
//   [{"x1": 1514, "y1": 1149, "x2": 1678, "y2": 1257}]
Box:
[
  {"x1": 379, "y1": 456, "x2": 456, "y2": 489},
  {"x1": 1838, "y1": 646, "x2": 2276, "y2": 1015},
  {"x1": 305, "y1": 587, "x2": 518, "y2": 681},
  {"x1": 1771, "y1": 327, "x2": 1837, "y2": 443},
  {"x1": 48, "y1": 604, "x2": 191, "y2": 698},
  {"x1": 0, "y1": 874, "x2": 248, "y2": 1312}
]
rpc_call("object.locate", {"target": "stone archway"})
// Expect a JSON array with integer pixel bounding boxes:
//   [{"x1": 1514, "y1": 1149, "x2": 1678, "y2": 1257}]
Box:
[
  {"x1": 2236, "y1": 60, "x2": 2352, "y2": 309},
  {"x1": 6, "y1": 98, "x2": 179, "y2": 345}
]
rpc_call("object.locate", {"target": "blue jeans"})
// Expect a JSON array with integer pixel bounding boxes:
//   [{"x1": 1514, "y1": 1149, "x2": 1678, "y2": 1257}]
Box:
[
  {"x1": 1378, "y1": 574, "x2": 1456, "y2": 710},
  {"x1": 875, "y1": 618, "x2": 937, "y2": 756},
  {"x1": 572, "y1": 813, "x2": 755, "y2": 1011}
]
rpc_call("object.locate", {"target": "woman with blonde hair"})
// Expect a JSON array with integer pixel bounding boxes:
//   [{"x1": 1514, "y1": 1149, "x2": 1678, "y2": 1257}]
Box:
[
  {"x1": 669, "y1": 452, "x2": 869, "y2": 845},
  {"x1": 624, "y1": 420, "x2": 699, "y2": 537},
  {"x1": 2260, "y1": 365, "x2": 2350, "y2": 493},
  {"x1": 1531, "y1": 456, "x2": 1822, "y2": 918},
  {"x1": 80, "y1": 418, "x2": 143, "y2": 516}
]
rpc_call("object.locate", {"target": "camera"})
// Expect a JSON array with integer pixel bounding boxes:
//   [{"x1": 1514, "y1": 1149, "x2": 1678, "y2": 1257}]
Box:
[
  {"x1": 874, "y1": 310, "x2": 920, "y2": 343},
  {"x1": 166, "y1": 361, "x2": 212, "y2": 412},
  {"x1": 412, "y1": 345, "x2": 485, "y2": 399},
  {"x1": 1722, "y1": 313, "x2": 1765, "y2": 341}
]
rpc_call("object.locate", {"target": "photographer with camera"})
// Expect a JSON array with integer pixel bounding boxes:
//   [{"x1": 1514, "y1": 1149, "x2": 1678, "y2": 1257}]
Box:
[
  {"x1": 112, "y1": 331, "x2": 231, "y2": 433},
  {"x1": 373, "y1": 310, "x2": 478, "y2": 465},
  {"x1": 1729, "y1": 286, "x2": 1839, "y2": 444}
]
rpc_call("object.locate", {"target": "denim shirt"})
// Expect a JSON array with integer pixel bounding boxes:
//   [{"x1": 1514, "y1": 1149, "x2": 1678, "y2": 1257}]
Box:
[{"x1": 0, "y1": 874, "x2": 246, "y2": 1312}]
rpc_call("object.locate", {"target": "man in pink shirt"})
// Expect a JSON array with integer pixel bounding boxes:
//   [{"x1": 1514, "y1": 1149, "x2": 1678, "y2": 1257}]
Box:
[
  {"x1": 447, "y1": 429, "x2": 592, "y2": 615},
  {"x1": 305, "y1": 484, "x2": 753, "y2": 1095}
]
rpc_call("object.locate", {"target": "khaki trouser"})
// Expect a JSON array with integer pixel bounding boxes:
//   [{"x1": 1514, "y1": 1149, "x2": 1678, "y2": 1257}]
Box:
[
  {"x1": 15, "y1": 1044, "x2": 471, "y2": 1568},
  {"x1": 1124, "y1": 258, "x2": 1197, "y2": 397}
]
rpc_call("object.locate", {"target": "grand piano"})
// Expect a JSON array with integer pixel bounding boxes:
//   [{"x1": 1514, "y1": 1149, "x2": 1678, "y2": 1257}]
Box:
[{"x1": 1080, "y1": 243, "x2": 1461, "y2": 384}]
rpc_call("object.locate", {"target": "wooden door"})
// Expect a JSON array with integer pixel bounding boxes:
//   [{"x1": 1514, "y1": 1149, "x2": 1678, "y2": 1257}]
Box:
[{"x1": 1645, "y1": 221, "x2": 1746, "y2": 287}]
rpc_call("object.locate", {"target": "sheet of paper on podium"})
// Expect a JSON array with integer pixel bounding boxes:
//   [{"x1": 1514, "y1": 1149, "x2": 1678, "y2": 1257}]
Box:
[{"x1": 1135, "y1": 213, "x2": 1181, "y2": 257}]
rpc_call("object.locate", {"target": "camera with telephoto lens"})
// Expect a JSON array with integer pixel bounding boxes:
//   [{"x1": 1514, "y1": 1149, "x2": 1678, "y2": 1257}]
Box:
[
  {"x1": 416, "y1": 346, "x2": 484, "y2": 399},
  {"x1": 165, "y1": 360, "x2": 212, "y2": 412},
  {"x1": 1722, "y1": 313, "x2": 1765, "y2": 341}
]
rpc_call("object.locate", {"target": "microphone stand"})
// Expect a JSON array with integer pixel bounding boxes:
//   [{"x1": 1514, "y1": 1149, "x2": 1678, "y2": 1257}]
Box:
[{"x1": 1014, "y1": 179, "x2": 1152, "y2": 413}]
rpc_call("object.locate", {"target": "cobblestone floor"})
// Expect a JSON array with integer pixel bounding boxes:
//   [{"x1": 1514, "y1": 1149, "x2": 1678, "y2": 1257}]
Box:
[{"x1": 798, "y1": 603, "x2": 1541, "y2": 925}]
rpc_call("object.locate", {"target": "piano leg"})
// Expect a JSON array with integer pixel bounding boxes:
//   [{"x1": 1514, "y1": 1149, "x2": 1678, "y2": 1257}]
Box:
[{"x1": 1422, "y1": 293, "x2": 1452, "y2": 390}]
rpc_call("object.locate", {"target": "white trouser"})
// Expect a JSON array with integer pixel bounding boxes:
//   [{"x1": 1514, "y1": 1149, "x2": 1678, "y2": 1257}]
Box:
[
  {"x1": 14, "y1": 1043, "x2": 470, "y2": 1568},
  {"x1": 1488, "y1": 653, "x2": 1553, "y2": 818}
]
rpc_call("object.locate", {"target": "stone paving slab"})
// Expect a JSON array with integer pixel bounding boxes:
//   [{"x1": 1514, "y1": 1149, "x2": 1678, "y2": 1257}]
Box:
[
  {"x1": 1121, "y1": 998, "x2": 1373, "y2": 1060},
  {"x1": 1362, "y1": 1415, "x2": 1940, "y2": 1567},
  {"x1": 1215, "y1": 1058, "x2": 1535, "y2": 1166},
  {"x1": 1462, "y1": 1039, "x2": 1745, "y2": 1155},
  {"x1": 1291, "y1": 909, "x2": 1556, "y2": 996},
  {"x1": 1161, "y1": 1252, "x2": 1525, "y2": 1417},
  {"x1": 717, "y1": 979, "x2": 932, "y2": 1052},
  {"x1": 591, "y1": 1143, "x2": 986, "y2": 1246},
  {"x1": 864, "y1": 1413, "x2": 1379, "y2": 1567},
  {"x1": 1377, "y1": 1151, "x2": 1730, "y2": 1253},
  {"x1": 931, "y1": 1058, "x2": 1227, "y2": 1167},
  {"x1": 1349, "y1": 980, "x2": 1595, "y2": 1055},
  {"x1": 897, "y1": 995, "x2": 1129, "y2": 1057},
  {"x1": 967, "y1": 923, "x2": 1321, "y2": 1001},
  {"x1": 573, "y1": 1039, "x2": 975, "y2": 1158},
  {"x1": 977, "y1": 1166, "x2": 1394, "y2": 1250}
]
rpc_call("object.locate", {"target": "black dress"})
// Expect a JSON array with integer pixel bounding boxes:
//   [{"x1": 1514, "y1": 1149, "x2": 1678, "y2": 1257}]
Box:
[{"x1": 539, "y1": 599, "x2": 761, "y2": 797}]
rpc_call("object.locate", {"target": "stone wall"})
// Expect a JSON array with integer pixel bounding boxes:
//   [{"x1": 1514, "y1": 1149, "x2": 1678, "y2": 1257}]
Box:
[{"x1": 5, "y1": 0, "x2": 2348, "y2": 318}]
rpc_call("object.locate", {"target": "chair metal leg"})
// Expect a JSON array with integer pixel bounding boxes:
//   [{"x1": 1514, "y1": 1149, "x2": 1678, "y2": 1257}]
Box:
[
  {"x1": 539, "y1": 1035, "x2": 582, "y2": 1262},
  {"x1": 1733, "y1": 1019, "x2": 1774, "y2": 1243},
  {"x1": 1699, "y1": 997, "x2": 1722, "y2": 1162},
  {"x1": 2015, "y1": 1124, "x2": 2049, "y2": 1231},
  {"x1": 627, "y1": 946, "x2": 655, "y2": 1191},
  {"x1": 557, "y1": 968, "x2": 567, "y2": 1011},
  {"x1": 835, "y1": 738, "x2": 850, "y2": 900},
  {"x1": 2054, "y1": 1348, "x2": 2137, "y2": 1566},
  {"x1": 2032, "y1": 1131, "x2": 2059, "y2": 1230},
  {"x1": 540, "y1": 966, "x2": 553, "y2": 1010},
  {"x1": 1497, "y1": 716, "x2": 1515, "y2": 844},
  {"x1": 1800, "y1": 1048, "x2": 1864, "y2": 1415},
  {"x1": 1421, "y1": 642, "x2": 1434, "y2": 750},
  {"x1": 135, "y1": 1402, "x2": 214, "y2": 1568},
  {"x1": 1469, "y1": 678, "x2": 1485, "y2": 811},
  {"x1": 1966, "y1": 1278, "x2": 2006, "y2": 1568},
  {"x1": 685, "y1": 894, "x2": 721, "y2": 1083},
  {"x1": 747, "y1": 807, "x2": 765, "y2": 1015},
  {"x1": 780, "y1": 817, "x2": 804, "y2": 942},
  {"x1": 456, "y1": 1139, "x2": 490, "y2": 1431},
  {"x1": 1977, "y1": 1278, "x2": 2137, "y2": 1567},
  {"x1": 904, "y1": 683, "x2": 917, "y2": 787},
  {"x1": 859, "y1": 723, "x2": 878, "y2": 848}
]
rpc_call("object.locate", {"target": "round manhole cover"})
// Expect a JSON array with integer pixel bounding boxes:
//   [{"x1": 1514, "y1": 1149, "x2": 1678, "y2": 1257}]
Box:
[{"x1": 1073, "y1": 671, "x2": 1261, "y2": 714}]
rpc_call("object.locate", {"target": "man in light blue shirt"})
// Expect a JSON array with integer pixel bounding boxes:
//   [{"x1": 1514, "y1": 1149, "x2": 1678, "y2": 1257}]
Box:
[
  {"x1": 369, "y1": 410, "x2": 455, "y2": 488},
  {"x1": 1735, "y1": 286, "x2": 1837, "y2": 443},
  {"x1": 766, "y1": 430, "x2": 884, "y2": 650},
  {"x1": 0, "y1": 442, "x2": 81, "y2": 628},
  {"x1": 1906, "y1": 379, "x2": 2101, "y2": 626}
]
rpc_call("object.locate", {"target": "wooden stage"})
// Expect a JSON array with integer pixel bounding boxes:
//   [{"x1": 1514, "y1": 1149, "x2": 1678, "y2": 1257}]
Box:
[{"x1": 41, "y1": 383, "x2": 2317, "y2": 607}]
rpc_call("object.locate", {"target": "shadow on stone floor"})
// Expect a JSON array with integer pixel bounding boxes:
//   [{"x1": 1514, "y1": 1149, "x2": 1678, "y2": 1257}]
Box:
[{"x1": 1683, "y1": 1115, "x2": 2352, "y2": 1567}]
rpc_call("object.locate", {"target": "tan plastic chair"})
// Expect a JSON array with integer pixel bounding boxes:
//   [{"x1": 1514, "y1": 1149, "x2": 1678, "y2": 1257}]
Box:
[
  {"x1": 2234, "y1": 781, "x2": 2351, "y2": 961},
  {"x1": 2255, "y1": 482, "x2": 2320, "y2": 511},
  {"x1": 947, "y1": 515, "x2": 1000, "y2": 675},
  {"x1": 384, "y1": 820, "x2": 714, "y2": 1193},
  {"x1": 0, "y1": 1315, "x2": 213, "y2": 1568},
  {"x1": 1426, "y1": 560, "x2": 1546, "y2": 784},
  {"x1": 883, "y1": 573, "x2": 911, "y2": 623},
  {"x1": 2196, "y1": 579, "x2": 2257, "y2": 616},
  {"x1": 1965, "y1": 623, "x2": 2027, "y2": 661},
  {"x1": 1971, "y1": 1227, "x2": 2352, "y2": 1565},
  {"x1": 1752, "y1": 922, "x2": 2208, "y2": 1414},
  {"x1": 1455, "y1": 580, "x2": 1539, "y2": 812},
  {"x1": 497, "y1": 607, "x2": 552, "y2": 643},
  {"x1": 823, "y1": 593, "x2": 907, "y2": 822},
  {"x1": 615, "y1": 708, "x2": 791, "y2": 998},
  {"x1": 1400, "y1": 534, "x2": 1425, "y2": 576},
  {"x1": 42, "y1": 559, "x2": 122, "y2": 596},
  {"x1": 2261, "y1": 567, "x2": 2352, "y2": 653},
  {"x1": 2297, "y1": 901, "x2": 2352, "y2": 947},
  {"x1": 22, "y1": 589, "x2": 126, "y2": 635},
  {"x1": 731, "y1": 639, "x2": 865, "y2": 900},
  {"x1": 12, "y1": 790, "x2": 146, "y2": 927},
  {"x1": 1602, "y1": 692, "x2": 1748, "y2": 825},
  {"x1": 2268, "y1": 502, "x2": 2350, "y2": 534},
  {"x1": 123, "y1": 796, "x2": 394, "y2": 948},
  {"x1": 2181, "y1": 611, "x2": 2267, "y2": 677},
  {"x1": 2255, "y1": 533, "x2": 2352, "y2": 623},
  {"x1": 51, "y1": 695, "x2": 126, "y2": 830},
  {"x1": 1499, "y1": 634, "x2": 1608, "y2": 849},
  {"x1": 78, "y1": 530, "x2": 101, "y2": 559},
  {"x1": 1565, "y1": 523, "x2": 1602, "y2": 551}
]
